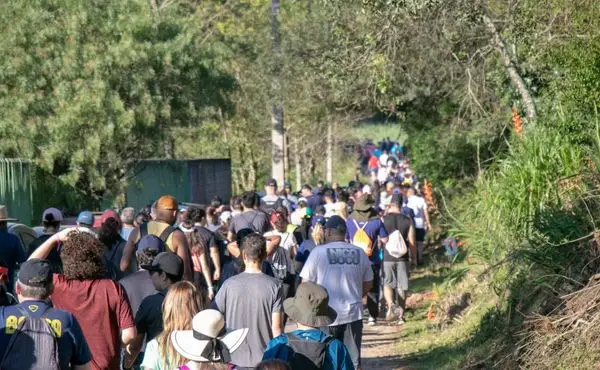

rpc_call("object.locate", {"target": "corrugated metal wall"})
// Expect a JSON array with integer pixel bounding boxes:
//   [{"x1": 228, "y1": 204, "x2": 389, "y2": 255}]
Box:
[{"x1": 0, "y1": 159, "x2": 33, "y2": 225}]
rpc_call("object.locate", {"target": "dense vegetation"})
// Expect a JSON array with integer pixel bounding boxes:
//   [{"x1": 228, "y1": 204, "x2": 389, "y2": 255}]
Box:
[{"x1": 3, "y1": 0, "x2": 600, "y2": 366}]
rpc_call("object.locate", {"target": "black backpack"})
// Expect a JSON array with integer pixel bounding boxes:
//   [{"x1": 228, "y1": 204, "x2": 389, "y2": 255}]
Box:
[
  {"x1": 1, "y1": 306, "x2": 60, "y2": 370},
  {"x1": 261, "y1": 197, "x2": 284, "y2": 214},
  {"x1": 284, "y1": 333, "x2": 333, "y2": 370}
]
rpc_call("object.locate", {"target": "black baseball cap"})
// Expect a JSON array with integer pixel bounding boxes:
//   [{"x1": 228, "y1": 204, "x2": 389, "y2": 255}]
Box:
[
  {"x1": 324, "y1": 215, "x2": 347, "y2": 233},
  {"x1": 18, "y1": 259, "x2": 52, "y2": 287},
  {"x1": 141, "y1": 252, "x2": 184, "y2": 278}
]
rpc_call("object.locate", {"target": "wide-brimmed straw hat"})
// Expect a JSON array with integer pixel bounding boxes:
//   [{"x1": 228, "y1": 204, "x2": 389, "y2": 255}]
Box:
[
  {"x1": 283, "y1": 281, "x2": 337, "y2": 327},
  {"x1": 0, "y1": 205, "x2": 17, "y2": 222},
  {"x1": 171, "y1": 309, "x2": 248, "y2": 363}
]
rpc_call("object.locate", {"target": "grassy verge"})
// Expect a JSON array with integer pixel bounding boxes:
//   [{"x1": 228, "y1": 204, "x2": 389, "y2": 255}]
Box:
[{"x1": 396, "y1": 251, "x2": 500, "y2": 369}]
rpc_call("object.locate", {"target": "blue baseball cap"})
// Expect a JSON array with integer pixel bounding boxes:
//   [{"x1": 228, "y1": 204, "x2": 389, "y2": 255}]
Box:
[
  {"x1": 136, "y1": 235, "x2": 166, "y2": 253},
  {"x1": 76, "y1": 211, "x2": 94, "y2": 226}
]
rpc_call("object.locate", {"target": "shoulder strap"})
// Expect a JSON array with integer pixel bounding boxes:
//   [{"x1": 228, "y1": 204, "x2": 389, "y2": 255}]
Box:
[
  {"x1": 15, "y1": 306, "x2": 29, "y2": 318},
  {"x1": 139, "y1": 223, "x2": 148, "y2": 239},
  {"x1": 158, "y1": 225, "x2": 176, "y2": 243}
]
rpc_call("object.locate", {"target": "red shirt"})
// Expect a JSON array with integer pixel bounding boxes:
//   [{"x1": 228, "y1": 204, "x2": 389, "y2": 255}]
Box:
[
  {"x1": 368, "y1": 155, "x2": 379, "y2": 169},
  {"x1": 52, "y1": 274, "x2": 135, "y2": 370}
]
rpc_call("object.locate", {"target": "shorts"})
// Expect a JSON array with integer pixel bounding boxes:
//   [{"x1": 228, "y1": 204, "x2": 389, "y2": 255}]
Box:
[
  {"x1": 383, "y1": 260, "x2": 409, "y2": 291},
  {"x1": 415, "y1": 228, "x2": 426, "y2": 242}
]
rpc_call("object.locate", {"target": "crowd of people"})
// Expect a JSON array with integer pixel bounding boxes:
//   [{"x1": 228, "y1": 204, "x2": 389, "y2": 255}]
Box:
[{"x1": 0, "y1": 153, "x2": 431, "y2": 370}]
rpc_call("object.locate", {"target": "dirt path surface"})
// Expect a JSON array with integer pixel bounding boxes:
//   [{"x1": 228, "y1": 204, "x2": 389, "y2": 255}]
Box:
[{"x1": 361, "y1": 322, "x2": 408, "y2": 370}]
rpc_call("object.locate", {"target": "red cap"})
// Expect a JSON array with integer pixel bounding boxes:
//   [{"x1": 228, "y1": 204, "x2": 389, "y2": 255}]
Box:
[{"x1": 95, "y1": 209, "x2": 121, "y2": 228}]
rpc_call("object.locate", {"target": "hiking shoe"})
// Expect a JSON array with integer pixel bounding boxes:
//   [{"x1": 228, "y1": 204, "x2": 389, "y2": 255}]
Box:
[
  {"x1": 368, "y1": 317, "x2": 377, "y2": 326},
  {"x1": 397, "y1": 318, "x2": 406, "y2": 325}
]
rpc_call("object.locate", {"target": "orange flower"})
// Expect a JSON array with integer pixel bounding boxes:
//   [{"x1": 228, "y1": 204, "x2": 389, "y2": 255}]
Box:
[{"x1": 512, "y1": 107, "x2": 523, "y2": 137}]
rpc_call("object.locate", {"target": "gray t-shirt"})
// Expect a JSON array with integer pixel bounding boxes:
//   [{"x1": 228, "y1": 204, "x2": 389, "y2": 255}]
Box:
[
  {"x1": 213, "y1": 272, "x2": 283, "y2": 367},
  {"x1": 229, "y1": 210, "x2": 271, "y2": 235}
]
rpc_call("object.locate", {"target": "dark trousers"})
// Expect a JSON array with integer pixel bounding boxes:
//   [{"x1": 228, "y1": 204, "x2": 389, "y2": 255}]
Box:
[
  {"x1": 322, "y1": 320, "x2": 363, "y2": 368},
  {"x1": 367, "y1": 264, "x2": 381, "y2": 319}
]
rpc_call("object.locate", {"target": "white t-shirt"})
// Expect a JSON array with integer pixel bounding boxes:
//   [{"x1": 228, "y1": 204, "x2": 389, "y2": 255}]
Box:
[
  {"x1": 264, "y1": 230, "x2": 297, "y2": 251},
  {"x1": 377, "y1": 167, "x2": 389, "y2": 183},
  {"x1": 379, "y1": 153, "x2": 389, "y2": 167},
  {"x1": 324, "y1": 203, "x2": 336, "y2": 218},
  {"x1": 300, "y1": 241, "x2": 374, "y2": 325},
  {"x1": 407, "y1": 195, "x2": 427, "y2": 229}
]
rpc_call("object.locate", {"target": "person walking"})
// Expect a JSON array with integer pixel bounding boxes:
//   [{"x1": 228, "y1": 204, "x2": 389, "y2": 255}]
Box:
[
  {"x1": 120, "y1": 195, "x2": 192, "y2": 281},
  {"x1": 0, "y1": 259, "x2": 92, "y2": 370},
  {"x1": 213, "y1": 233, "x2": 284, "y2": 369},
  {"x1": 300, "y1": 216, "x2": 373, "y2": 369},
  {"x1": 170, "y1": 309, "x2": 248, "y2": 370},
  {"x1": 0, "y1": 205, "x2": 25, "y2": 295},
  {"x1": 345, "y1": 195, "x2": 388, "y2": 326},
  {"x1": 27, "y1": 207, "x2": 63, "y2": 272},
  {"x1": 382, "y1": 194, "x2": 417, "y2": 324},
  {"x1": 29, "y1": 229, "x2": 138, "y2": 370},
  {"x1": 405, "y1": 187, "x2": 431, "y2": 264},
  {"x1": 262, "y1": 281, "x2": 354, "y2": 370},
  {"x1": 140, "y1": 281, "x2": 206, "y2": 370}
]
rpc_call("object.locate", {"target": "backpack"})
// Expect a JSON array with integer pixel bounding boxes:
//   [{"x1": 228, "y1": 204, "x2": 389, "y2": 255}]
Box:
[
  {"x1": 137, "y1": 223, "x2": 176, "y2": 246},
  {"x1": 352, "y1": 219, "x2": 374, "y2": 257},
  {"x1": 285, "y1": 333, "x2": 333, "y2": 370},
  {"x1": 1, "y1": 306, "x2": 60, "y2": 370},
  {"x1": 261, "y1": 197, "x2": 284, "y2": 214},
  {"x1": 386, "y1": 230, "x2": 408, "y2": 258}
]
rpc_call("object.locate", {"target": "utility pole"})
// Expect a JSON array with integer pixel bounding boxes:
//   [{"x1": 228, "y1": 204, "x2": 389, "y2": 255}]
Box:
[{"x1": 270, "y1": 0, "x2": 285, "y2": 185}]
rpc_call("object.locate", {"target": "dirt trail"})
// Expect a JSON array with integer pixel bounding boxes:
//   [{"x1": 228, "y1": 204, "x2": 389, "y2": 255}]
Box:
[{"x1": 361, "y1": 322, "x2": 408, "y2": 370}]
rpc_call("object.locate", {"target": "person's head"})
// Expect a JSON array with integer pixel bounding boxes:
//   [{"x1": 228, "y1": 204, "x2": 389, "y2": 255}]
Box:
[
  {"x1": 349, "y1": 184, "x2": 363, "y2": 201},
  {"x1": 311, "y1": 222, "x2": 325, "y2": 245},
  {"x1": 255, "y1": 359, "x2": 292, "y2": 370},
  {"x1": 120, "y1": 207, "x2": 136, "y2": 227},
  {"x1": 241, "y1": 191, "x2": 256, "y2": 210},
  {"x1": 210, "y1": 196, "x2": 223, "y2": 210},
  {"x1": 283, "y1": 281, "x2": 336, "y2": 329},
  {"x1": 135, "y1": 212, "x2": 149, "y2": 227},
  {"x1": 41, "y1": 208, "x2": 62, "y2": 233},
  {"x1": 157, "y1": 281, "x2": 206, "y2": 369},
  {"x1": 231, "y1": 197, "x2": 243, "y2": 212},
  {"x1": 332, "y1": 182, "x2": 339, "y2": 190},
  {"x1": 389, "y1": 193, "x2": 403, "y2": 212},
  {"x1": 284, "y1": 182, "x2": 292, "y2": 194},
  {"x1": 206, "y1": 206, "x2": 219, "y2": 226},
  {"x1": 317, "y1": 180, "x2": 324, "y2": 189},
  {"x1": 154, "y1": 195, "x2": 179, "y2": 224},
  {"x1": 297, "y1": 199, "x2": 308, "y2": 209},
  {"x1": 269, "y1": 210, "x2": 287, "y2": 233},
  {"x1": 187, "y1": 206, "x2": 206, "y2": 225},
  {"x1": 300, "y1": 184, "x2": 312, "y2": 197},
  {"x1": 253, "y1": 192, "x2": 261, "y2": 209},
  {"x1": 136, "y1": 235, "x2": 166, "y2": 267},
  {"x1": 324, "y1": 215, "x2": 347, "y2": 242},
  {"x1": 98, "y1": 214, "x2": 121, "y2": 249},
  {"x1": 265, "y1": 178, "x2": 278, "y2": 196},
  {"x1": 406, "y1": 187, "x2": 416, "y2": 197},
  {"x1": 315, "y1": 205, "x2": 326, "y2": 217},
  {"x1": 16, "y1": 259, "x2": 53, "y2": 301},
  {"x1": 385, "y1": 181, "x2": 395, "y2": 192},
  {"x1": 0, "y1": 205, "x2": 17, "y2": 229},
  {"x1": 323, "y1": 189, "x2": 334, "y2": 203},
  {"x1": 61, "y1": 231, "x2": 106, "y2": 280},
  {"x1": 76, "y1": 211, "x2": 94, "y2": 228},
  {"x1": 241, "y1": 233, "x2": 267, "y2": 265},
  {"x1": 337, "y1": 190, "x2": 349, "y2": 204},
  {"x1": 142, "y1": 252, "x2": 184, "y2": 291},
  {"x1": 171, "y1": 309, "x2": 248, "y2": 366}
]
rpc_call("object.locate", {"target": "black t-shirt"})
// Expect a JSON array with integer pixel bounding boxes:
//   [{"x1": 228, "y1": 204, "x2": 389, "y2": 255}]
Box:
[
  {"x1": 27, "y1": 235, "x2": 63, "y2": 274},
  {"x1": 383, "y1": 213, "x2": 413, "y2": 262},
  {"x1": 135, "y1": 291, "x2": 165, "y2": 342},
  {"x1": 195, "y1": 226, "x2": 218, "y2": 268},
  {"x1": 119, "y1": 270, "x2": 157, "y2": 318}
]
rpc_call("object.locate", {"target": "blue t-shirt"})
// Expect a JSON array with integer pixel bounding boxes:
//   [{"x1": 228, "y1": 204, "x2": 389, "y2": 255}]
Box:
[
  {"x1": 263, "y1": 329, "x2": 354, "y2": 370},
  {"x1": 345, "y1": 217, "x2": 389, "y2": 263},
  {"x1": 0, "y1": 300, "x2": 92, "y2": 369},
  {"x1": 0, "y1": 229, "x2": 25, "y2": 292}
]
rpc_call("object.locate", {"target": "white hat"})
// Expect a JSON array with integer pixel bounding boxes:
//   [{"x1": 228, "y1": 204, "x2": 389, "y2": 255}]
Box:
[
  {"x1": 171, "y1": 309, "x2": 248, "y2": 363},
  {"x1": 219, "y1": 211, "x2": 232, "y2": 223},
  {"x1": 362, "y1": 185, "x2": 372, "y2": 194}
]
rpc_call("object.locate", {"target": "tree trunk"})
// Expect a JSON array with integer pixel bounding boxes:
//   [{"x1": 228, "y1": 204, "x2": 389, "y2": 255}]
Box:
[
  {"x1": 325, "y1": 120, "x2": 333, "y2": 183},
  {"x1": 293, "y1": 140, "x2": 302, "y2": 191},
  {"x1": 284, "y1": 132, "x2": 289, "y2": 180},
  {"x1": 483, "y1": 15, "x2": 537, "y2": 122},
  {"x1": 270, "y1": 0, "x2": 285, "y2": 185}
]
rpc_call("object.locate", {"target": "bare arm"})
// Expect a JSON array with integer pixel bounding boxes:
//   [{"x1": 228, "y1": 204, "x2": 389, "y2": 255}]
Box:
[
  {"x1": 122, "y1": 332, "x2": 143, "y2": 368},
  {"x1": 210, "y1": 247, "x2": 221, "y2": 281},
  {"x1": 227, "y1": 241, "x2": 241, "y2": 259},
  {"x1": 265, "y1": 235, "x2": 282, "y2": 256},
  {"x1": 198, "y1": 252, "x2": 215, "y2": 300},
  {"x1": 271, "y1": 312, "x2": 283, "y2": 337},
  {"x1": 173, "y1": 231, "x2": 192, "y2": 281},
  {"x1": 362, "y1": 280, "x2": 373, "y2": 297},
  {"x1": 29, "y1": 233, "x2": 60, "y2": 260},
  {"x1": 120, "y1": 228, "x2": 139, "y2": 272},
  {"x1": 408, "y1": 225, "x2": 417, "y2": 266},
  {"x1": 121, "y1": 326, "x2": 138, "y2": 347}
]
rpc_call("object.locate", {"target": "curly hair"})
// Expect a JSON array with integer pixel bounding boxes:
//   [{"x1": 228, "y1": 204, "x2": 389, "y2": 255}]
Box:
[{"x1": 61, "y1": 231, "x2": 106, "y2": 280}]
